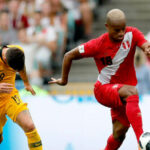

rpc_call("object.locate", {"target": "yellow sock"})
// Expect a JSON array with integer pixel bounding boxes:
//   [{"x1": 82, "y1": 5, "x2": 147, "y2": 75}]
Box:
[{"x1": 25, "y1": 129, "x2": 43, "y2": 150}]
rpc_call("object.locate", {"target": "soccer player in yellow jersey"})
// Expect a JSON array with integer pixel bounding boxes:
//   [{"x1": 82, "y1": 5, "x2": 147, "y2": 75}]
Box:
[{"x1": 0, "y1": 45, "x2": 42, "y2": 150}]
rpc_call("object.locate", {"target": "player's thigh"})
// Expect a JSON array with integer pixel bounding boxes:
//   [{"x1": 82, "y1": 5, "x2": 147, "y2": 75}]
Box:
[
  {"x1": 15, "y1": 109, "x2": 35, "y2": 132},
  {"x1": 5, "y1": 91, "x2": 35, "y2": 131},
  {"x1": 5, "y1": 90, "x2": 28, "y2": 122},
  {"x1": 94, "y1": 81, "x2": 124, "y2": 108}
]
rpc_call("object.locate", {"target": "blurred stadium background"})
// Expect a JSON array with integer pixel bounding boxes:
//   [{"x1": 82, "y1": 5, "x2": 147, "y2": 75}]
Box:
[{"x1": 1, "y1": 0, "x2": 150, "y2": 149}]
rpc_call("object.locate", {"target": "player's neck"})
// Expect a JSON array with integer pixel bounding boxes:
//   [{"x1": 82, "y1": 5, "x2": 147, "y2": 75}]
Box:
[{"x1": 108, "y1": 34, "x2": 123, "y2": 44}]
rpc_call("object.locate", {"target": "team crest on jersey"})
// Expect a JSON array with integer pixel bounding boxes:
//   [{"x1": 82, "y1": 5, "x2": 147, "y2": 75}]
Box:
[{"x1": 122, "y1": 40, "x2": 130, "y2": 50}]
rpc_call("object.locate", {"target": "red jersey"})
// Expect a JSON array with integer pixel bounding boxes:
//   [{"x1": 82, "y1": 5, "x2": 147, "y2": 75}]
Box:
[{"x1": 79, "y1": 27, "x2": 147, "y2": 85}]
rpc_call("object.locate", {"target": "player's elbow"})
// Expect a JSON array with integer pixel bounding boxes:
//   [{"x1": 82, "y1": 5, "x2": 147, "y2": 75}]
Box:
[
  {"x1": 64, "y1": 52, "x2": 74, "y2": 61},
  {"x1": 64, "y1": 48, "x2": 80, "y2": 61},
  {"x1": 61, "y1": 81, "x2": 67, "y2": 86}
]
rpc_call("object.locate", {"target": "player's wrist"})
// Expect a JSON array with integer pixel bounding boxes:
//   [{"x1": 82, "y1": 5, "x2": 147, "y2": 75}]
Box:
[
  {"x1": 60, "y1": 78, "x2": 68, "y2": 85},
  {"x1": 24, "y1": 82, "x2": 30, "y2": 86}
]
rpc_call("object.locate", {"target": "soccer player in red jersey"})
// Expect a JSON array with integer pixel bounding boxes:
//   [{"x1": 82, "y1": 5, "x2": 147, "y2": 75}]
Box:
[{"x1": 49, "y1": 9, "x2": 150, "y2": 150}]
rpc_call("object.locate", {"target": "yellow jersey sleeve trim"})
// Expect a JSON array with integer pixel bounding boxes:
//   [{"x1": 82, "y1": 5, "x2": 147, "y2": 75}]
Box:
[{"x1": 7, "y1": 45, "x2": 24, "y2": 52}]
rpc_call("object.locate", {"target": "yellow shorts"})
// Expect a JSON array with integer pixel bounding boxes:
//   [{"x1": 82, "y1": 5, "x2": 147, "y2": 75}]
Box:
[{"x1": 0, "y1": 90, "x2": 28, "y2": 133}]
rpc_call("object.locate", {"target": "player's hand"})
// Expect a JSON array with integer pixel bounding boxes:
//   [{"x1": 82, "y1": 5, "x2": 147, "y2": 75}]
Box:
[
  {"x1": 24, "y1": 84, "x2": 36, "y2": 95},
  {"x1": 48, "y1": 77, "x2": 67, "y2": 86},
  {"x1": 0, "y1": 83, "x2": 13, "y2": 93},
  {"x1": 144, "y1": 44, "x2": 150, "y2": 57}
]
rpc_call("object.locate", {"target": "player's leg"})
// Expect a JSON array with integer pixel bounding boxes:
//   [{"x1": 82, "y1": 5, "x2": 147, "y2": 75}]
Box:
[
  {"x1": 0, "y1": 120, "x2": 5, "y2": 144},
  {"x1": 6, "y1": 91, "x2": 42, "y2": 150},
  {"x1": 104, "y1": 120, "x2": 129, "y2": 150},
  {"x1": 104, "y1": 104, "x2": 130, "y2": 150},
  {"x1": 118, "y1": 85, "x2": 143, "y2": 142},
  {"x1": 15, "y1": 110, "x2": 42, "y2": 150},
  {"x1": 94, "y1": 81, "x2": 129, "y2": 149},
  {"x1": 95, "y1": 82, "x2": 143, "y2": 148},
  {"x1": 0, "y1": 133, "x2": 3, "y2": 144},
  {"x1": 0, "y1": 107, "x2": 7, "y2": 144}
]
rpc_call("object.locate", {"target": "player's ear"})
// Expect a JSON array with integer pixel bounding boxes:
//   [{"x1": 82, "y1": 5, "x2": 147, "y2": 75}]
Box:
[
  {"x1": 3, "y1": 55, "x2": 7, "y2": 62},
  {"x1": 105, "y1": 23, "x2": 109, "y2": 30},
  {"x1": 2, "y1": 48, "x2": 8, "y2": 64},
  {"x1": 2, "y1": 53, "x2": 7, "y2": 64}
]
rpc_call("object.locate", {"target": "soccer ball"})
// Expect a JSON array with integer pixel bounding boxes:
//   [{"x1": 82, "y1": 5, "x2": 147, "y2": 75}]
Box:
[{"x1": 139, "y1": 132, "x2": 150, "y2": 150}]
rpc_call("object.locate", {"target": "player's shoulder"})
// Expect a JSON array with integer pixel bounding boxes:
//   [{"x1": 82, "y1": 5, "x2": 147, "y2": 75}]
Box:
[
  {"x1": 98, "y1": 32, "x2": 108, "y2": 39},
  {"x1": 92, "y1": 33, "x2": 108, "y2": 43},
  {"x1": 84, "y1": 33, "x2": 108, "y2": 48},
  {"x1": 126, "y1": 26, "x2": 140, "y2": 33},
  {"x1": 7, "y1": 45, "x2": 24, "y2": 52}
]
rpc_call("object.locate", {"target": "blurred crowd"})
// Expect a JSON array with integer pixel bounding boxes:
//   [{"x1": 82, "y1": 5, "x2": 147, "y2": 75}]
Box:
[
  {"x1": 1, "y1": 0, "x2": 149, "y2": 95},
  {"x1": 135, "y1": 34, "x2": 150, "y2": 95},
  {"x1": 0, "y1": 0, "x2": 103, "y2": 86},
  {"x1": 135, "y1": 49, "x2": 150, "y2": 95}
]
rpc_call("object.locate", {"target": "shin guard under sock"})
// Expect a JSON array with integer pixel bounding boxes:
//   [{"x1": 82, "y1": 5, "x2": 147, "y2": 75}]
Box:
[{"x1": 126, "y1": 95, "x2": 143, "y2": 142}]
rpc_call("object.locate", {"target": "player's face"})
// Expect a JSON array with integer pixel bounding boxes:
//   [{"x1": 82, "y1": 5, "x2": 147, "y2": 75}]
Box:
[{"x1": 106, "y1": 20, "x2": 126, "y2": 42}]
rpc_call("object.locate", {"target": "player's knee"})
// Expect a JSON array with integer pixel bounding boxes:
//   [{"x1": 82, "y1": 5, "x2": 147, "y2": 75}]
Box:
[
  {"x1": 126, "y1": 87, "x2": 138, "y2": 97},
  {"x1": 23, "y1": 122, "x2": 35, "y2": 132},
  {"x1": 119, "y1": 86, "x2": 138, "y2": 100}
]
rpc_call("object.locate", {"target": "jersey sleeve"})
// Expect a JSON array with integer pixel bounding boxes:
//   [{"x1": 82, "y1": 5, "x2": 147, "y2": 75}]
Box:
[
  {"x1": 78, "y1": 36, "x2": 102, "y2": 57},
  {"x1": 133, "y1": 27, "x2": 147, "y2": 47}
]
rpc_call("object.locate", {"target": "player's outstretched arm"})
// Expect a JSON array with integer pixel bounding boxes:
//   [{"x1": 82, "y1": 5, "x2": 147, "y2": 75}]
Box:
[
  {"x1": 19, "y1": 67, "x2": 36, "y2": 95},
  {"x1": 49, "y1": 47, "x2": 83, "y2": 86},
  {"x1": 0, "y1": 83, "x2": 13, "y2": 93}
]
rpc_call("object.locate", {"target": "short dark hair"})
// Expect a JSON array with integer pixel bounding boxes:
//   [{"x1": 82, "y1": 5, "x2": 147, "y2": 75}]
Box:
[{"x1": 6, "y1": 47, "x2": 25, "y2": 71}]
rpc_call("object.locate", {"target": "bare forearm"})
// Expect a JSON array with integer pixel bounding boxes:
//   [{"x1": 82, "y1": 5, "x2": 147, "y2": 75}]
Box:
[
  {"x1": 61, "y1": 53, "x2": 73, "y2": 85},
  {"x1": 19, "y1": 67, "x2": 30, "y2": 85},
  {"x1": 19, "y1": 67, "x2": 36, "y2": 95},
  {"x1": 49, "y1": 47, "x2": 82, "y2": 85},
  {"x1": 61, "y1": 48, "x2": 82, "y2": 84}
]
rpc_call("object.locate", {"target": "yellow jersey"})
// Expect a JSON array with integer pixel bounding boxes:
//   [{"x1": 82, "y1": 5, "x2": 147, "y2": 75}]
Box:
[{"x1": 0, "y1": 45, "x2": 24, "y2": 107}]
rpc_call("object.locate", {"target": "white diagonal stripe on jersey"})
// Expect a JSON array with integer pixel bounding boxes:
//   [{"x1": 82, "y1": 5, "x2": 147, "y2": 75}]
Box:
[{"x1": 98, "y1": 32, "x2": 133, "y2": 84}]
